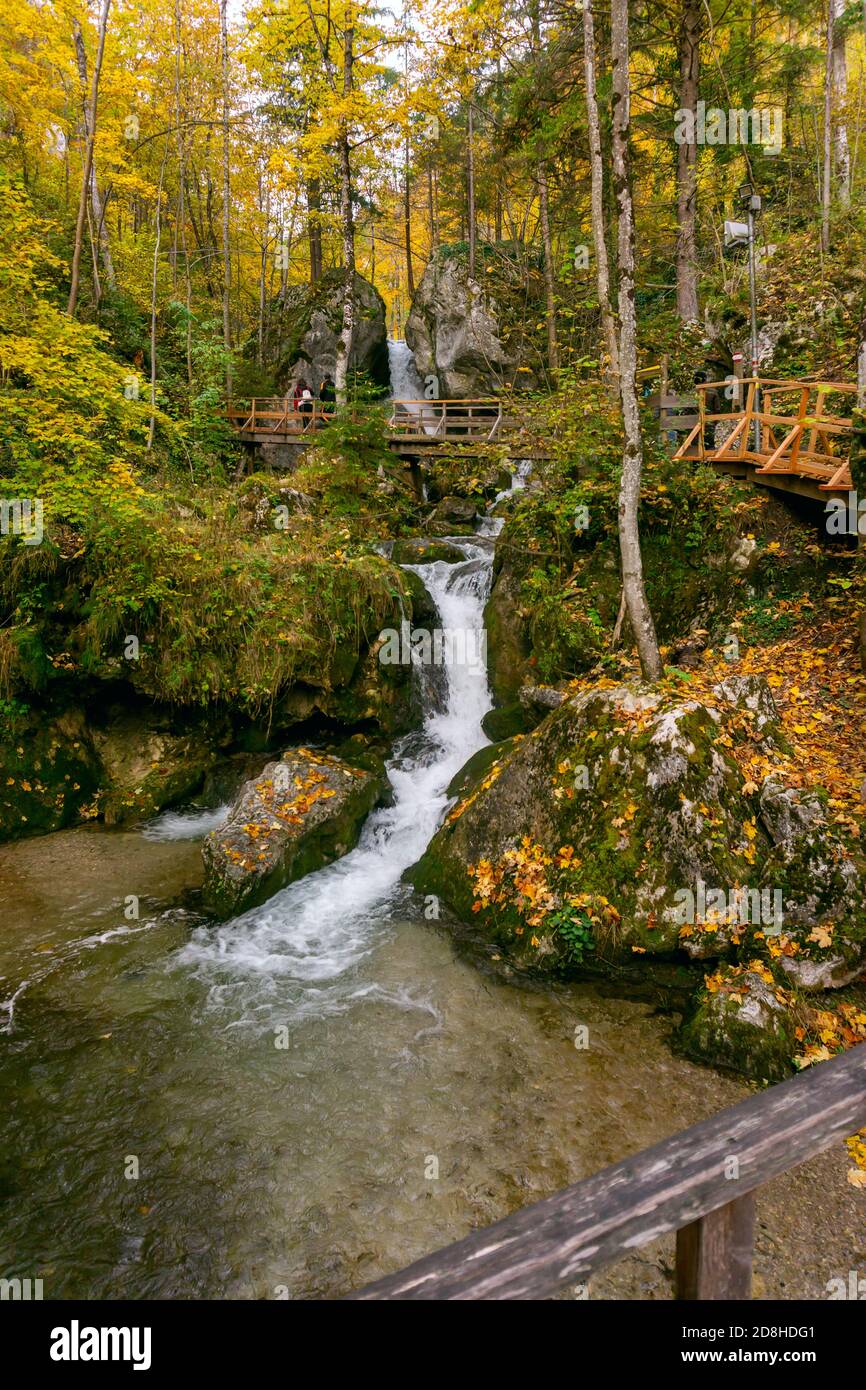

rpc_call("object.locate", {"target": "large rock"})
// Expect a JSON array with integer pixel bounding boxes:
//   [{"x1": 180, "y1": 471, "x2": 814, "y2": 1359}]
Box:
[
  {"x1": 202, "y1": 748, "x2": 384, "y2": 918},
  {"x1": 406, "y1": 244, "x2": 545, "y2": 396},
  {"x1": 679, "y1": 962, "x2": 798, "y2": 1083},
  {"x1": 268, "y1": 271, "x2": 389, "y2": 393},
  {"x1": 93, "y1": 715, "x2": 218, "y2": 826},
  {"x1": 411, "y1": 678, "x2": 866, "y2": 979},
  {"x1": 0, "y1": 709, "x2": 101, "y2": 840},
  {"x1": 390, "y1": 538, "x2": 466, "y2": 565}
]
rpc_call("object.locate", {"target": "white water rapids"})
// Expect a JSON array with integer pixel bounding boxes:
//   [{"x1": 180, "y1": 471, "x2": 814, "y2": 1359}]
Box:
[{"x1": 178, "y1": 538, "x2": 496, "y2": 1013}]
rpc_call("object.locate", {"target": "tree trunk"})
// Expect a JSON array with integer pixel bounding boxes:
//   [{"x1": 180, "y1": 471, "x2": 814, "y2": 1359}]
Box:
[
  {"x1": 831, "y1": 0, "x2": 850, "y2": 206},
  {"x1": 219, "y1": 0, "x2": 233, "y2": 396},
  {"x1": 174, "y1": 0, "x2": 193, "y2": 390},
  {"x1": 675, "y1": 0, "x2": 701, "y2": 323},
  {"x1": 147, "y1": 138, "x2": 170, "y2": 451},
  {"x1": 258, "y1": 176, "x2": 270, "y2": 367},
  {"x1": 467, "y1": 98, "x2": 476, "y2": 280},
  {"x1": 427, "y1": 156, "x2": 437, "y2": 250},
  {"x1": 72, "y1": 16, "x2": 116, "y2": 299},
  {"x1": 582, "y1": 0, "x2": 619, "y2": 386},
  {"x1": 307, "y1": 175, "x2": 323, "y2": 284},
  {"x1": 610, "y1": 0, "x2": 663, "y2": 681},
  {"x1": 403, "y1": 28, "x2": 414, "y2": 298},
  {"x1": 334, "y1": 24, "x2": 356, "y2": 406},
  {"x1": 822, "y1": 2, "x2": 834, "y2": 252},
  {"x1": 67, "y1": 0, "x2": 111, "y2": 316},
  {"x1": 404, "y1": 130, "x2": 415, "y2": 297},
  {"x1": 536, "y1": 154, "x2": 559, "y2": 381}
]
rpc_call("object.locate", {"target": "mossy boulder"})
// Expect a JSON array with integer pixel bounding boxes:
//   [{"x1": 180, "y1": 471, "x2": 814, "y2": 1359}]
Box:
[
  {"x1": 406, "y1": 242, "x2": 548, "y2": 395},
  {"x1": 93, "y1": 716, "x2": 218, "y2": 826},
  {"x1": 0, "y1": 709, "x2": 100, "y2": 840},
  {"x1": 390, "y1": 538, "x2": 466, "y2": 565},
  {"x1": 202, "y1": 748, "x2": 384, "y2": 919},
  {"x1": 412, "y1": 683, "x2": 762, "y2": 971},
  {"x1": 429, "y1": 496, "x2": 478, "y2": 529},
  {"x1": 399, "y1": 566, "x2": 438, "y2": 627},
  {"x1": 266, "y1": 270, "x2": 388, "y2": 392},
  {"x1": 481, "y1": 701, "x2": 529, "y2": 742},
  {"x1": 752, "y1": 779, "x2": 866, "y2": 990},
  {"x1": 678, "y1": 962, "x2": 800, "y2": 1082},
  {"x1": 484, "y1": 559, "x2": 532, "y2": 702}
]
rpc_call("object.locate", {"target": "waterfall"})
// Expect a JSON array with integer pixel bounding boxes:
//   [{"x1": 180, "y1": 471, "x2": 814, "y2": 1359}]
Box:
[
  {"x1": 178, "y1": 537, "x2": 496, "y2": 1015},
  {"x1": 387, "y1": 337, "x2": 439, "y2": 435}
]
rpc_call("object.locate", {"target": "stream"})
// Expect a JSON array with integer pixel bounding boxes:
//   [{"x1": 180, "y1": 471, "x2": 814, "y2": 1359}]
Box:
[{"x1": 0, "y1": 350, "x2": 859, "y2": 1303}]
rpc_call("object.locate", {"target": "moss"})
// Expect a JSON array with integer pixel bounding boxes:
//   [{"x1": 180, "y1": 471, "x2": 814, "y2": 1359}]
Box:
[
  {"x1": 481, "y1": 702, "x2": 529, "y2": 742},
  {"x1": 678, "y1": 965, "x2": 800, "y2": 1083},
  {"x1": 447, "y1": 739, "x2": 517, "y2": 799},
  {"x1": 0, "y1": 711, "x2": 100, "y2": 840},
  {"x1": 390, "y1": 539, "x2": 466, "y2": 565}
]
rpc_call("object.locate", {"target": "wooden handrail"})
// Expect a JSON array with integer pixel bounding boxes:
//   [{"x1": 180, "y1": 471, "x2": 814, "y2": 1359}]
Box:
[
  {"x1": 349, "y1": 1044, "x2": 866, "y2": 1301},
  {"x1": 673, "y1": 375, "x2": 856, "y2": 490}
]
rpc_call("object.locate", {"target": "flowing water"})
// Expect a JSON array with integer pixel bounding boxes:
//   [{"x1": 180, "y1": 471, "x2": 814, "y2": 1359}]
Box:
[
  {"x1": 0, "y1": 353, "x2": 858, "y2": 1301},
  {"x1": 387, "y1": 338, "x2": 439, "y2": 435}
]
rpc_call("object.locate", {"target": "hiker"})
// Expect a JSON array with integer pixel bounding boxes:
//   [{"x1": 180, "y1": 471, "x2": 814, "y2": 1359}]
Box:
[
  {"x1": 319, "y1": 377, "x2": 336, "y2": 414},
  {"x1": 296, "y1": 380, "x2": 313, "y2": 430}
]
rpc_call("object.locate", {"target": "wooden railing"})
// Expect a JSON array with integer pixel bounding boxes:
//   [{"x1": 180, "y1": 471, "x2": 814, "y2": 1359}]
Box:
[
  {"x1": 349, "y1": 1043, "x2": 866, "y2": 1300},
  {"x1": 674, "y1": 377, "x2": 857, "y2": 491},
  {"x1": 225, "y1": 396, "x2": 504, "y2": 444},
  {"x1": 387, "y1": 398, "x2": 503, "y2": 442},
  {"x1": 226, "y1": 397, "x2": 336, "y2": 435}
]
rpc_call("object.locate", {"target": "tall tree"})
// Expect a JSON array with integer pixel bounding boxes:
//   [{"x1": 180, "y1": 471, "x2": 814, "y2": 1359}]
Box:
[
  {"x1": 335, "y1": 15, "x2": 356, "y2": 402},
  {"x1": 822, "y1": 0, "x2": 834, "y2": 252},
  {"x1": 582, "y1": 0, "x2": 619, "y2": 385},
  {"x1": 610, "y1": 0, "x2": 662, "y2": 681},
  {"x1": 467, "y1": 94, "x2": 476, "y2": 279},
  {"x1": 530, "y1": 0, "x2": 558, "y2": 381},
  {"x1": 67, "y1": 0, "x2": 112, "y2": 317},
  {"x1": 675, "y1": 0, "x2": 701, "y2": 322},
  {"x1": 219, "y1": 0, "x2": 233, "y2": 395},
  {"x1": 831, "y1": 0, "x2": 850, "y2": 206},
  {"x1": 71, "y1": 16, "x2": 115, "y2": 301}
]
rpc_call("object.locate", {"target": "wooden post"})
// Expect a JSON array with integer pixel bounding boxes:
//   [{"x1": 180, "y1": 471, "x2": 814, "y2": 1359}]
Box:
[
  {"x1": 698, "y1": 385, "x2": 705, "y2": 461},
  {"x1": 740, "y1": 381, "x2": 755, "y2": 458},
  {"x1": 676, "y1": 1192, "x2": 756, "y2": 1300},
  {"x1": 789, "y1": 384, "x2": 810, "y2": 471}
]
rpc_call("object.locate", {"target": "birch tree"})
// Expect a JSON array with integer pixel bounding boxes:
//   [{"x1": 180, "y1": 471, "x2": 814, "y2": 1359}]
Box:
[
  {"x1": 219, "y1": 0, "x2": 233, "y2": 396},
  {"x1": 675, "y1": 0, "x2": 701, "y2": 322},
  {"x1": 610, "y1": 0, "x2": 662, "y2": 681},
  {"x1": 582, "y1": 0, "x2": 619, "y2": 386},
  {"x1": 67, "y1": 0, "x2": 112, "y2": 317}
]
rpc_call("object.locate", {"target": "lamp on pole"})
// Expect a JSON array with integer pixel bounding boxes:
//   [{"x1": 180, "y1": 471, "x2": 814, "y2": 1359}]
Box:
[{"x1": 738, "y1": 180, "x2": 762, "y2": 451}]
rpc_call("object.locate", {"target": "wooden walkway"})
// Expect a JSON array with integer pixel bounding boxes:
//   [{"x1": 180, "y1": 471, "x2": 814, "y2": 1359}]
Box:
[
  {"x1": 350, "y1": 1043, "x2": 866, "y2": 1300},
  {"x1": 226, "y1": 397, "x2": 506, "y2": 452},
  {"x1": 674, "y1": 377, "x2": 858, "y2": 501}
]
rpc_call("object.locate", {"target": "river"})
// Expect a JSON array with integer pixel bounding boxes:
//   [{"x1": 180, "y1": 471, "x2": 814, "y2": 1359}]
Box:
[{"x1": 0, "y1": 352, "x2": 859, "y2": 1302}]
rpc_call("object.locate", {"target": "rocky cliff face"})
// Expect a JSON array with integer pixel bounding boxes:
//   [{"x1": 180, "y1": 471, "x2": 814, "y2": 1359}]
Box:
[
  {"x1": 406, "y1": 244, "x2": 546, "y2": 397},
  {"x1": 266, "y1": 270, "x2": 389, "y2": 393}
]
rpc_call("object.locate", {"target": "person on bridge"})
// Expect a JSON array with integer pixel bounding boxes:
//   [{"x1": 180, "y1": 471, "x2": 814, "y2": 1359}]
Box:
[
  {"x1": 296, "y1": 380, "x2": 314, "y2": 430},
  {"x1": 319, "y1": 377, "x2": 336, "y2": 415}
]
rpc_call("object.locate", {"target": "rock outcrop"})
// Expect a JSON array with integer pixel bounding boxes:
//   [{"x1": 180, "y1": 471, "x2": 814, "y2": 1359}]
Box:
[
  {"x1": 406, "y1": 244, "x2": 546, "y2": 396},
  {"x1": 267, "y1": 270, "x2": 389, "y2": 393},
  {"x1": 94, "y1": 716, "x2": 218, "y2": 826},
  {"x1": 202, "y1": 748, "x2": 384, "y2": 918}
]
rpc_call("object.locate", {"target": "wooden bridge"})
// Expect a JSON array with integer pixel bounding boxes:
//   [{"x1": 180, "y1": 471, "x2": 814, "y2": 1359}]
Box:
[
  {"x1": 672, "y1": 376, "x2": 858, "y2": 502},
  {"x1": 351, "y1": 1043, "x2": 866, "y2": 1300},
  {"x1": 226, "y1": 396, "x2": 508, "y2": 455}
]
